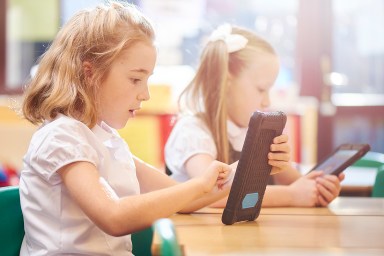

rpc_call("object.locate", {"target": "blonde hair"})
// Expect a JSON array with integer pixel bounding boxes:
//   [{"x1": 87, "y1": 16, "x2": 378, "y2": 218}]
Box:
[
  {"x1": 179, "y1": 26, "x2": 276, "y2": 163},
  {"x1": 22, "y1": 1, "x2": 155, "y2": 128}
]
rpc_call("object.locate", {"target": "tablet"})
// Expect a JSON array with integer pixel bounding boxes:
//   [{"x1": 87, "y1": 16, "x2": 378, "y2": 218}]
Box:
[
  {"x1": 222, "y1": 111, "x2": 286, "y2": 225},
  {"x1": 307, "y1": 143, "x2": 370, "y2": 176}
]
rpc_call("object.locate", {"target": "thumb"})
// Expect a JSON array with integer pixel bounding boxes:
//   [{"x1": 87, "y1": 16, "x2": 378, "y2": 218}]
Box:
[{"x1": 220, "y1": 166, "x2": 236, "y2": 189}]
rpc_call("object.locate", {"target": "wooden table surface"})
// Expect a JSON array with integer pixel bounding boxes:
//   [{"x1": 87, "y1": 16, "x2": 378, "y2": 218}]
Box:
[{"x1": 168, "y1": 197, "x2": 384, "y2": 256}]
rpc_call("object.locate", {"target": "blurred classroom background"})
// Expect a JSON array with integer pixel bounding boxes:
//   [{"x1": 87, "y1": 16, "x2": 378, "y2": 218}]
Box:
[{"x1": 0, "y1": 0, "x2": 383, "y2": 184}]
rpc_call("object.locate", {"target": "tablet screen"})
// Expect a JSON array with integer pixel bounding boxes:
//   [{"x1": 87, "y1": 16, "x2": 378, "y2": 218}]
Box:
[{"x1": 315, "y1": 149, "x2": 358, "y2": 174}]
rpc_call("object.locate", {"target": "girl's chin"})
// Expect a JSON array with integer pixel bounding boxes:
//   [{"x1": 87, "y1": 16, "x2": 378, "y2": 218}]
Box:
[
  {"x1": 102, "y1": 118, "x2": 129, "y2": 130},
  {"x1": 229, "y1": 118, "x2": 248, "y2": 128}
]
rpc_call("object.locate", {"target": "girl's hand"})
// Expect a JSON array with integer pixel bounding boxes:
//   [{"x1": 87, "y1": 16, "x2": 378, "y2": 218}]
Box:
[
  {"x1": 316, "y1": 172, "x2": 345, "y2": 206},
  {"x1": 197, "y1": 160, "x2": 232, "y2": 193},
  {"x1": 268, "y1": 134, "x2": 291, "y2": 175},
  {"x1": 288, "y1": 171, "x2": 323, "y2": 207}
]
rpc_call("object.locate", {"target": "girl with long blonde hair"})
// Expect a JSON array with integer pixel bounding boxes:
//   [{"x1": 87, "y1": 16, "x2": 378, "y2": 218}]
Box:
[
  {"x1": 20, "y1": 2, "x2": 232, "y2": 255},
  {"x1": 165, "y1": 24, "x2": 344, "y2": 207}
]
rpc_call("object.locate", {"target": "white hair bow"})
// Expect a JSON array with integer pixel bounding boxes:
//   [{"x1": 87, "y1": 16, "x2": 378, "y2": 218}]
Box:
[{"x1": 208, "y1": 23, "x2": 248, "y2": 53}]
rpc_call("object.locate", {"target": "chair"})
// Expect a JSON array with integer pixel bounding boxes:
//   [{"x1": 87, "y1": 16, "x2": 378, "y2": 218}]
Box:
[
  {"x1": 152, "y1": 218, "x2": 183, "y2": 256},
  {"x1": 134, "y1": 218, "x2": 182, "y2": 256},
  {"x1": 132, "y1": 226, "x2": 154, "y2": 256},
  {"x1": 352, "y1": 151, "x2": 384, "y2": 197},
  {"x1": 0, "y1": 186, "x2": 24, "y2": 256},
  {"x1": 372, "y1": 165, "x2": 384, "y2": 197},
  {"x1": 353, "y1": 151, "x2": 384, "y2": 168}
]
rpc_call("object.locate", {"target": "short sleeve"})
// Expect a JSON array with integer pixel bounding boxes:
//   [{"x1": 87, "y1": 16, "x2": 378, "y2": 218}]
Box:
[
  {"x1": 26, "y1": 119, "x2": 100, "y2": 185},
  {"x1": 165, "y1": 116, "x2": 217, "y2": 177}
]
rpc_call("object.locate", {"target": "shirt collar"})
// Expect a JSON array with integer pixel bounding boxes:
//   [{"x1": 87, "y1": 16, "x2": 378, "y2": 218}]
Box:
[
  {"x1": 227, "y1": 119, "x2": 248, "y2": 151},
  {"x1": 92, "y1": 121, "x2": 119, "y2": 146}
]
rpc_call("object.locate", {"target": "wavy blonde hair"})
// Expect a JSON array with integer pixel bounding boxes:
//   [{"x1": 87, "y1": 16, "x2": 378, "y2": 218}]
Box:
[
  {"x1": 22, "y1": 1, "x2": 155, "y2": 128},
  {"x1": 179, "y1": 26, "x2": 276, "y2": 163}
]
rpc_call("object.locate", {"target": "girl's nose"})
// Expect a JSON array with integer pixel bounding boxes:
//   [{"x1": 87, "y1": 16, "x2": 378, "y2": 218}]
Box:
[
  {"x1": 261, "y1": 94, "x2": 270, "y2": 109},
  {"x1": 139, "y1": 85, "x2": 151, "y2": 101}
]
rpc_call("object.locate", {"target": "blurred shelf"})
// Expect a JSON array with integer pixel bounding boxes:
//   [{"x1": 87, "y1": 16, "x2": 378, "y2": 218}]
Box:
[{"x1": 332, "y1": 93, "x2": 384, "y2": 107}]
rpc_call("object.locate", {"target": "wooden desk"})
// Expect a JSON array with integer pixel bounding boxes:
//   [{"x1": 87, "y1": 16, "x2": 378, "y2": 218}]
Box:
[{"x1": 168, "y1": 198, "x2": 384, "y2": 255}]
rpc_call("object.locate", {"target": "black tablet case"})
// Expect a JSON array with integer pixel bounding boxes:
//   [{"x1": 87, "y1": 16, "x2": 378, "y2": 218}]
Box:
[
  {"x1": 222, "y1": 111, "x2": 287, "y2": 225},
  {"x1": 307, "y1": 143, "x2": 371, "y2": 176}
]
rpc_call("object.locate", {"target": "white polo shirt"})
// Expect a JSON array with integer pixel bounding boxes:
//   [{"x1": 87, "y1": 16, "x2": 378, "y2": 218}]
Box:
[
  {"x1": 165, "y1": 115, "x2": 247, "y2": 182},
  {"x1": 19, "y1": 114, "x2": 139, "y2": 255}
]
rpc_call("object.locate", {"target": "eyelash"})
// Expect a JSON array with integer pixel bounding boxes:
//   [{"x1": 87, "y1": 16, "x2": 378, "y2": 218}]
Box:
[
  {"x1": 131, "y1": 78, "x2": 141, "y2": 84},
  {"x1": 257, "y1": 88, "x2": 266, "y2": 93}
]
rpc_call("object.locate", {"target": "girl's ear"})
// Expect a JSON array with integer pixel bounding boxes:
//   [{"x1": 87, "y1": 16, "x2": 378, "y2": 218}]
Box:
[{"x1": 82, "y1": 61, "x2": 93, "y2": 79}]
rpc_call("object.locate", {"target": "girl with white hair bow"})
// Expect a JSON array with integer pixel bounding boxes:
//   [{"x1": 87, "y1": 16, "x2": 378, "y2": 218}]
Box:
[{"x1": 165, "y1": 24, "x2": 344, "y2": 207}]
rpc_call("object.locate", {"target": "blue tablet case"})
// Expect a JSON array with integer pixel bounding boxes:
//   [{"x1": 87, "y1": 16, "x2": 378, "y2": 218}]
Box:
[{"x1": 222, "y1": 111, "x2": 287, "y2": 225}]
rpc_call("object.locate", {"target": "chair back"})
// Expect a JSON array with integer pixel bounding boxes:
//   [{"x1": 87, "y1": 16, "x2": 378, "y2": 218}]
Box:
[
  {"x1": 372, "y1": 165, "x2": 384, "y2": 197},
  {"x1": 153, "y1": 218, "x2": 182, "y2": 256},
  {"x1": 132, "y1": 226, "x2": 153, "y2": 256},
  {"x1": 353, "y1": 151, "x2": 384, "y2": 168},
  {"x1": 353, "y1": 151, "x2": 384, "y2": 197},
  {"x1": 0, "y1": 186, "x2": 24, "y2": 256}
]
